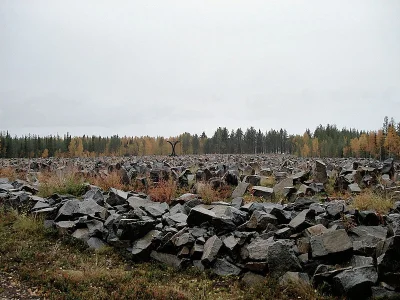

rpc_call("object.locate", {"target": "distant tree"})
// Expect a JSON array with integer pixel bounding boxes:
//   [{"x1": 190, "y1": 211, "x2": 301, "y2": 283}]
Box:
[
  {"x1": 358, "y1": 133, "x2": 368, "y2": 157},
  {"x1": 384, "y1": 125, "x2": 400, "y2": 157},
  {"x1": 235, "y1": 128, "x2": 243, "y2": 154},
  {"x1": 383, "y1": 116, "x2": 389, "y2": 135},
  {"x1": 192, "y1": 134, "x2": 200, "y2": 154},
  {"x1": 367, "y1": 132, "x2": 377, "y2": 158},
  {"x1": 311, "y1": 138, "x2": 319, "y2": 157},
  {"x1": 376, "y1": 129, "x2": 385, "y2": 160},
  {"x1": 68, "y1": 137, "x2": 84, "y2": 157}
]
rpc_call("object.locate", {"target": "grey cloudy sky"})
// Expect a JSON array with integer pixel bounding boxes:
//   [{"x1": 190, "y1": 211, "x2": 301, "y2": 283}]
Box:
[{"x1": 1, "y1": 0, "x2": 399, "y2": 138}]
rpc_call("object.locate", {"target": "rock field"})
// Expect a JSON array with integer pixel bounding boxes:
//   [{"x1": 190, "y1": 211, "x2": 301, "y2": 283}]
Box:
[{"x1": 1, "y1": 154, "x2": 400, "y2": 299}]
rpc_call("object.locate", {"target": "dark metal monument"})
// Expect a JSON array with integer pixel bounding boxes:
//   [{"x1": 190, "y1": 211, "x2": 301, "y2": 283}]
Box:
[{"x1": 167, "y1": 140, "x2": 180, "y2": 156}]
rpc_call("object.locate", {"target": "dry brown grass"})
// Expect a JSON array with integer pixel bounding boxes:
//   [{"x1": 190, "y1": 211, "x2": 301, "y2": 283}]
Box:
[
  {"x1": 350, "y1": 189, "x2": 395, "y2": 214},
  {"x1": 147, "y1": 180, "x2": 177, "y2": 204},
  {"x1": 197, "y1": 183, "x2": 233, "y2": 204},
  {"x1": 0, "y1": 167, "x2": 19, "y2": 181},
  {"x1": 197, "y1": 183, "x2": 216, "y2": 204},
  {"x1": 89, "y1": 171, "x2": 129, "y2": 191}
]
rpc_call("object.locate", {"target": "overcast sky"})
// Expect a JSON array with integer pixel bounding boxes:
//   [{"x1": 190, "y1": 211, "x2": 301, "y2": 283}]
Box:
[{"x1": 1, "y1": 1, "x2": 399, "y2": 138}]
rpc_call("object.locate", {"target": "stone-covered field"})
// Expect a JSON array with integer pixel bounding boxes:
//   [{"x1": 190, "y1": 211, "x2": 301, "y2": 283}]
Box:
[{"x1": 1, "y1": 154, "x2": 400, "y2": 299}]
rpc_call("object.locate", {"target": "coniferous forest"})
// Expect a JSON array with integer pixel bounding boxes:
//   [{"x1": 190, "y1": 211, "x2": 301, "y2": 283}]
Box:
[{"x1": 1, "y1": 117, "x2": 399, "y2": 159}]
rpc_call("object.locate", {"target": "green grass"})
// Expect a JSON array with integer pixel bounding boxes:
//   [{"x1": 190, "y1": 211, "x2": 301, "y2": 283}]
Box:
[
  {"x1": 0, "y1": 208, "x2": 336, "y2": 300},
  {"x1": 38, "y1": 171, "x2": 87, "y2": 198}
]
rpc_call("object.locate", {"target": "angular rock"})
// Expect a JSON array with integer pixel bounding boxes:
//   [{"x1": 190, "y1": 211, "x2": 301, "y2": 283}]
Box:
[
  {"x1": 348, "y1": 183, "x2": 361, "y2": 193},
  {"x1": 55, "y1": 199, "x2": 80, "y2": 221},
  {"x1": 107, "y1": 188, "x2": 128, "y2": 206},
  {"x1": 131, "y1": 230, "x2": 161, "y2": 260},
  {"x1": 245, "y1": 175, "x2": 261, "y2": 186},
  {"x1": 349, "y1": 225, "x2": 387, "y2": 256},
  {"x1": 377, "y1": 235, "x2": 400, "y2": 288},
  {"x1": 332, "y1": 266, "x2": 378, "y2": 298},
  {"x1": 291, "y1": 198, "x2": 316, "y2": 211},
  {"x1": 314, "y1": 160, "x2": 328, "y2": 184},
  {"x1": 83, "y1": 188, "x2": 104, "y2": 204},
  {"x1": 166, "y1": 213, "x2": 188, "y2": 225},
  {"x1": 288, "y1": 209, "x2": 315, "y2": 232},
  {"x1": 72, "y1": 228, "x2": 90, "y2": 242},
  {"x1": 275, "y1": 227, "x2": 293, "y2": 239},
  {"x1": 78, "y1": 199, "x2": 107, "y2": 219},
  {"x1": 187, "y1": 206, "x2": 216, "y2": 226},
  {"x1": 169, "y1": 203, "x2": 186, "y2": 215},
  {"x1": 174, "y1": 232, "x2": 195, "y2": 247},
  {"x1": 267, "y1": 240, "x2": 302, "y2": 276},
  {"x1": 310, "y1": 229, "x2": 353, "y2": 259},
  {"x1": 212, "y1": 258, "x2": 241, "y2": 276},
  {"x1": 231, "y1": 197, "x2": 244, "y2": 209},
  {"x1": 273, "y1": 177, "x2": 294, "y2": 196},
  {"x1": 326, "y1": 201, "x2": 346, "y2": 219},
  {"x1": 292, "y1": 171, "x2": 308, "y2": 184},
  {"x1": 150, "y1": 251, "x2": 188, "y2": 269},
  {"x1": 31, "y1": 200, "x2": 51, "y2": 211},
  {"x1": 190, "y1": 243, "x2": 204, "y2": 259},
  {"x1": 247, "y1": 210, "x2": 278, "y2": 231},
  {"x1": 223, "y1": 235, "x2": 239, "y2": 251},
  {"x1": 243, "y1": 237, "x2": 274, "y2": 261},
  {"x1": 86, "y1": 219, "x2": 104, "y2": 237},
  {"x1": 117, "y1": 218, "x2": 157, "y2": 240},
  {"x1": 350, "y1": 255, "x2": 374, "y2": 267},
  {"x1": 55, "y1": 220, "x2": 76, "y2": 234},
  {"x1": 127, "y1": 196, "x2": 152, "y2": 209},
  {"x1": 212, "y1": 216, "x2": 236, "y2": 233},
  {"x1": 387, "y1": 213, "x2": 400, "y2": 235},
  {"x1": 231, "y1": 182, "x2": 249, "y2": 198},
  {"x1": 87, "y1": 237, "x2": 107, "y2": 250},
  {"x1": 201, "y1": 235, "x2": 223, "y2": 265},
  {"x1": 296, "y1": 184, "x2": 314, "y2": 197},
  {"x1": 144, "y1": 202, "x2": 169, "y2": 218},
  {"x1": 251, "y1": 186, "x2": 274, "y2": 199}
]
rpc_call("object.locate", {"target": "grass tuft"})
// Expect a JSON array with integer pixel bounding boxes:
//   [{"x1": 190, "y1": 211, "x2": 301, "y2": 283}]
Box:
[
  {"x1": 350, "y1": 189, "x2": 395, "y2": 214},
  {"x1": 197, "y1": 183, "x2": 232, "y2": 204},
  {"x1": 38, "y1": 170, "x2": 86, "y2": 198}
]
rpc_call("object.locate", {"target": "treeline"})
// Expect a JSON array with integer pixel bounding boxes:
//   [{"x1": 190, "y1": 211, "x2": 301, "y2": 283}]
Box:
[{"x1": 1, "y1": 117, "x2": 399, "y2": 159}]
